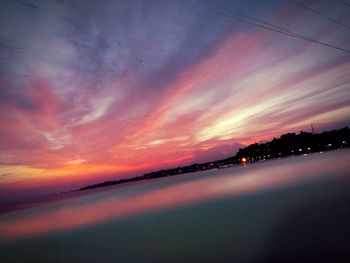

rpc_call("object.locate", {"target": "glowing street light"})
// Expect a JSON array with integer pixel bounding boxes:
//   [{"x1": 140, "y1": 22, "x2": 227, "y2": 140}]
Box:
[{"x1": 241, "y1": 157, "x2": 247, "y2": 166}]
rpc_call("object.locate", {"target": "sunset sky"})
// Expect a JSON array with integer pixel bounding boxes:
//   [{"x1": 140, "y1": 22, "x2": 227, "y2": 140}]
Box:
[{"x1": 1, "y1": 0, "x2": 350, "y2": 201}]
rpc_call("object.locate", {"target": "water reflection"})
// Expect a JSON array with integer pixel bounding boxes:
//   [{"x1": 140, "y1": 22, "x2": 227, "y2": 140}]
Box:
[{"x1": 0, "y1": 150, "x2": 349, "y2": 242}]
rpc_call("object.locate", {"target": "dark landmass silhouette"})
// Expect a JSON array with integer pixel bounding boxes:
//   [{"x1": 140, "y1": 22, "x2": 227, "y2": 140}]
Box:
[{"x1": 79, "y1": 127, "x2": 350, "y2": 191}]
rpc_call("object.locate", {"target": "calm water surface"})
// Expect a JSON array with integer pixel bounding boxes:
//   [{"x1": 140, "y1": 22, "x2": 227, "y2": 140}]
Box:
[{"x1": 1, "y1": 150, "x2": 350, "y2": 262}]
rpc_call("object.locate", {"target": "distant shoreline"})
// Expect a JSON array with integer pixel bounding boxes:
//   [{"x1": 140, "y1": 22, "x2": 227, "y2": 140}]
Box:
[
  {"x1": 79, "y1": 127, "x2": 350, "y2": 192},
  {"x1": 1, "y1": 147, "x2": 349, "y2": 214}
]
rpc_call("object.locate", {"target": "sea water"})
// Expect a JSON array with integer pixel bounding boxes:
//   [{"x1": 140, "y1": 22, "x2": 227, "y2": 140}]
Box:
[{"x1": 1, "y1": 149, "x2": 350, "y2": 262}]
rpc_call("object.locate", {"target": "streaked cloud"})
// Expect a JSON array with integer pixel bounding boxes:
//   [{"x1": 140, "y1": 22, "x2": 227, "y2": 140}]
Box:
[
  {"x1": 77, "y1": 96, "x2": 114, "y2": 124},
  {"x1": 0, "y1": 0, "x2": 349, "y2": 199}
]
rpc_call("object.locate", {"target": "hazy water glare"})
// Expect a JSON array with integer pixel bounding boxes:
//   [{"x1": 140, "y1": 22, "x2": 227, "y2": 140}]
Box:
[{"x1": 1, "y1": 150, "x2": 350, "y2": 262}]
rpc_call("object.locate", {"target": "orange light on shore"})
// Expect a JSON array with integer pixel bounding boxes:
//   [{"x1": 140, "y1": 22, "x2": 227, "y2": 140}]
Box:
[{"x1": 241, "y1": 157, "x2": 247, "y2": 167}]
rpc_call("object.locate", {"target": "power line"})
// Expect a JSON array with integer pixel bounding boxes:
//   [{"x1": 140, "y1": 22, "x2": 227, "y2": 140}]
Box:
[
  {"x1": 288, "y1": 0, "x2": 350, "y2": 30},
  {"x1": 174, "y1": 0, "x2": 350, "y2": 54},
  {"x1": 206, "y1": 1, "x2": 318, "y2": 45},
  {"x1": 336, "y1": 0, "x2": 350, "y2": 8}
]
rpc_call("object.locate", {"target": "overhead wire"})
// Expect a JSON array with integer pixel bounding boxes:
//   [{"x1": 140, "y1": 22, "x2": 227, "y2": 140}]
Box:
[
  {"x1": 174, "y1": 0, "x2": 350, "y2": 54},
  {"x1": 288, "y1": 0, "x2": 350, "y2": 30},
  {"x1": 336, "y1": 0, "x2": 350, "y2": 8},
  {"x1": 205, "y1": 1, "x2": 318, "y2": 43}
]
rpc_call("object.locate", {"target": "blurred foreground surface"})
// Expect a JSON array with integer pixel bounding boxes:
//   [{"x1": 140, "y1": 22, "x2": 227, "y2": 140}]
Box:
[{"x1": 1, "y1": 150, "x2": 350, "y2": 262}]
